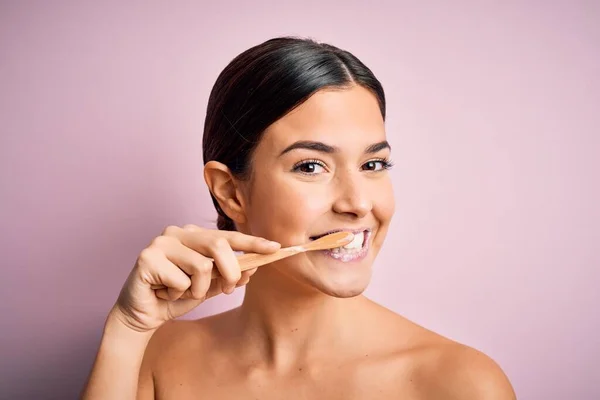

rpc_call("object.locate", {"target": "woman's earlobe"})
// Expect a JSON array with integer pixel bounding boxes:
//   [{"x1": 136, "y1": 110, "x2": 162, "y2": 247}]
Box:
[{"x1": 203, "y1": 161, "x2": 247, "y2": 224}]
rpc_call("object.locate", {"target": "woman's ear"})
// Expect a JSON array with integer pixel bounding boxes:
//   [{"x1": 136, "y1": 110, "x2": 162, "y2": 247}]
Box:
[{"x1": 203, "y1": 161, "x2": 247, "y2": 225}]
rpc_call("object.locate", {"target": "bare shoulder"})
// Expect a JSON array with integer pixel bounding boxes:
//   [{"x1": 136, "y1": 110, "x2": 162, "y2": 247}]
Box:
[
  {"x1": 417, "y1": 340, "x2": 516, "y2": 400},
  {"x1": 146, "y1": 315, "x2": 221, "y2": 363},
  {"x1": 365, "y1": 303, "x2": 515, "y2": 399},
  {"x1": 142, "y1": 311, "x2": 227, "y2": 371},
  {"x1": 145, "y1": 319, "x2": 202, "y2": 355},
  {"x1": 138, "y1": 314, "x2": 223, "y2": 398},
  {"x1": 395, "y1": 321, "x2": 516, "y2": 400}
]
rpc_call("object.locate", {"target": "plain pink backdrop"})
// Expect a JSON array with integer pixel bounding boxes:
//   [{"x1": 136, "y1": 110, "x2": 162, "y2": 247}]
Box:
[{"x1": 1, "y1": 1, "x2": 598, "y2": 399}]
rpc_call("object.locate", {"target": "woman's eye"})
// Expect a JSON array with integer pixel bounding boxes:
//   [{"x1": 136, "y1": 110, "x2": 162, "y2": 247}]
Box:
[
  {"x1": 294, "y1": 161, "x2": 326, "y2": 174},
  {"x1": 362, "y1": 160, "x2": 390, "y2": 171}
]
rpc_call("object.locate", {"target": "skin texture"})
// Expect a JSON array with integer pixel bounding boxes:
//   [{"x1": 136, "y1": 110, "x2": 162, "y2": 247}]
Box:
[{"x1": 135, "y1": 86, "x2": 515, "y2": 399}]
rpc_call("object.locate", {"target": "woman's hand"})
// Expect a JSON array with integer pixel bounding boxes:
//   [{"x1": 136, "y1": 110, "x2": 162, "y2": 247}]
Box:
[{"x1": 110, "y1": 224, "x2": 280, "y2": 333}]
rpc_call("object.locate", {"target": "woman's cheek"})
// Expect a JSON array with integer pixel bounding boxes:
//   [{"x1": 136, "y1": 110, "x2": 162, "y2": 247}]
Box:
[
  {"x1": 380, "y1": 189, "x2": 396, "y2": 220},
  {"x1": 373, "y1": 177, "x2": 395, "y2": 218},
  {"x1": 278, "y1": 184, "x2": 320, "y2": 217},
  {"x1": 273, "y1": 185, "x2": 327, "y2": 240}
]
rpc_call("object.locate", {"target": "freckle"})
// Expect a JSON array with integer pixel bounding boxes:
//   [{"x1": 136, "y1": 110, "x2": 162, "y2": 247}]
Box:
[{"x1": 299, "y1": 368, "x2": 303, "y2": 371}]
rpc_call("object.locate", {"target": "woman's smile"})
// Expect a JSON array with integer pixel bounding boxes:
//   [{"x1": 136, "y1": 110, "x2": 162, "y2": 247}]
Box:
[{"x1": 309, "y1": 229, "x2": 372, "y2": 262}]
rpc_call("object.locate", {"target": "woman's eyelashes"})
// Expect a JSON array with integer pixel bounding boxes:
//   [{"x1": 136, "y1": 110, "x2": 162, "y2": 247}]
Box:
[
  {"x1": 362, "y1": 157, "x2": 395, "y2": 172},
  {"x1": 292, "y1": 157, "x2": 394, "y2": 175}
]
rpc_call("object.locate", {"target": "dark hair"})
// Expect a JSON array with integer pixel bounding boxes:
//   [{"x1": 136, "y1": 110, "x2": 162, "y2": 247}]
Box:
[{"x1": 202, "y1": 37, "x2": 386, "y2": 231}]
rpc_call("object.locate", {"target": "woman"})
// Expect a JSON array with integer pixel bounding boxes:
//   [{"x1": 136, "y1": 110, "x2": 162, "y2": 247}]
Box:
[{"x1": 82, "y1": 37, "x2": 515, "y2": 399}]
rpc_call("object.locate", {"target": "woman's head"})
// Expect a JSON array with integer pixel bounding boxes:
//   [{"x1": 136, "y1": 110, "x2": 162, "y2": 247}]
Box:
[{"x1": 203, "y1": 37, "x2": 395, "y2": 297}]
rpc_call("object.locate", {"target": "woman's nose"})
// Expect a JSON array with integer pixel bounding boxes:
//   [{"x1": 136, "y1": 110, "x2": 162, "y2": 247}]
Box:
[{"x1": 331, "y1": 174, "x2": 372, "y2": 219}]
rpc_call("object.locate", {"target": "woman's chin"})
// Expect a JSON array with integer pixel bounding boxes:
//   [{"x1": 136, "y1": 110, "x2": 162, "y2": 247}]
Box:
[
  {"x1": 313, "y1": 270, "x2": 372, "y2": 298},
  {"x1": 321, "y1": 284, "x2": 369, "y2": 299},
  {"x1": 267, "y1": 255, "x2": 373, "y2": 297}
]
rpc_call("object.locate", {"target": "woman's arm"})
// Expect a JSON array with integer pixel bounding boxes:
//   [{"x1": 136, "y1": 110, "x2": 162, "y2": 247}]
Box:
[
  {"x1": 80, "y1": 225, "x2": 279, "y2": 398},
  {"x1": 81, "y1": 309, "x2": 155, "y2": 400}
]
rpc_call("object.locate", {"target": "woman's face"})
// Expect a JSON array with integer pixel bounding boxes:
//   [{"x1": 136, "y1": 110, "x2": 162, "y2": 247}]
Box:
[{"x1": 239, "y1": 85, "x2": 395, "y2": 297}]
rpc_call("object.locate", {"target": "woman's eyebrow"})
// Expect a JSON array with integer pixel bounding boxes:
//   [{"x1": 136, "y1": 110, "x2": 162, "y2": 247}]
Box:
[
  {"x1": 279, "y1": 140, "x2": 390, "y2": 157},
  {"x1": 365, "y1": 140, "x2": 391, "y2": 154}
]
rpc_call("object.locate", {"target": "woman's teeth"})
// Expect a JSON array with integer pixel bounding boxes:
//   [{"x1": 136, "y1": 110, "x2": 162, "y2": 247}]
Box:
[
  {"x1": 342, "y1": 231, "x2": 364, "y2": 249},
  {"x1": 318, "y1": 230, "x2": 369, "y2": 262},
  {"x1": 327, "y1": 231, "x2": 365, "y2": 254}
]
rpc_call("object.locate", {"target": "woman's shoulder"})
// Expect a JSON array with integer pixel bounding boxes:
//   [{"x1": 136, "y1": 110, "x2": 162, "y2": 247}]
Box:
[
  {"x1": 143, "y1": 310, "x2": 230, "y2": 367},
  {"x1": 372, "y1": 307, "x2": 516, "y2": 399},
  {"x1": 408, "y1": 338, "x2": 515, "y2": 399}
]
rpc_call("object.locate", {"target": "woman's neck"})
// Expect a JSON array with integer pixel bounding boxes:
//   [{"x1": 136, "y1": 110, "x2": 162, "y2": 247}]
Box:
[{"x1": 231, "y1": 267, "x2": 370, "y2": 371}]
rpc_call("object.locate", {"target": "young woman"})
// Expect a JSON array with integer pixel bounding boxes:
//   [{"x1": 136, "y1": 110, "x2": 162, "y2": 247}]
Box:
[{"x1": 82, "y1": 37, "x2": 515, "y2": 399}]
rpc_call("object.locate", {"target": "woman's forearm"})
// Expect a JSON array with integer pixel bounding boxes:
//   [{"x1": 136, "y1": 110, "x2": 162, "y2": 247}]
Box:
[{"x1": 81, "y1": 311, "x2": 155, "y2": 400}]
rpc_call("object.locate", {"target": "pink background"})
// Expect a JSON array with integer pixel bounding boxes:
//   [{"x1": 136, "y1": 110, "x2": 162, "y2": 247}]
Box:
[{"x1": 1, "y1": 1, "x2": 598, "y2": 399}]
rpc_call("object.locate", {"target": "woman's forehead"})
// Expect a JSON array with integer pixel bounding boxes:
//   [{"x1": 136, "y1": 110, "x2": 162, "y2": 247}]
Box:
[{"x1": 262, "y1": 86, "x2": 385, "y2": 152}]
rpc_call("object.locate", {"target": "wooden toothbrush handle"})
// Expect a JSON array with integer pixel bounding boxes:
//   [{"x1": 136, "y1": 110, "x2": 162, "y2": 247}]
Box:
[{"x1": 235, "y1": 247, "x2": 299, "y2": 271}]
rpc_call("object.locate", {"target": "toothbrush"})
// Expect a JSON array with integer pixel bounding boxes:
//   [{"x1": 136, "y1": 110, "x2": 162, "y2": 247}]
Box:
[{"x1": 150, "y1": 231, "x2": 354, "y2": 290}]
